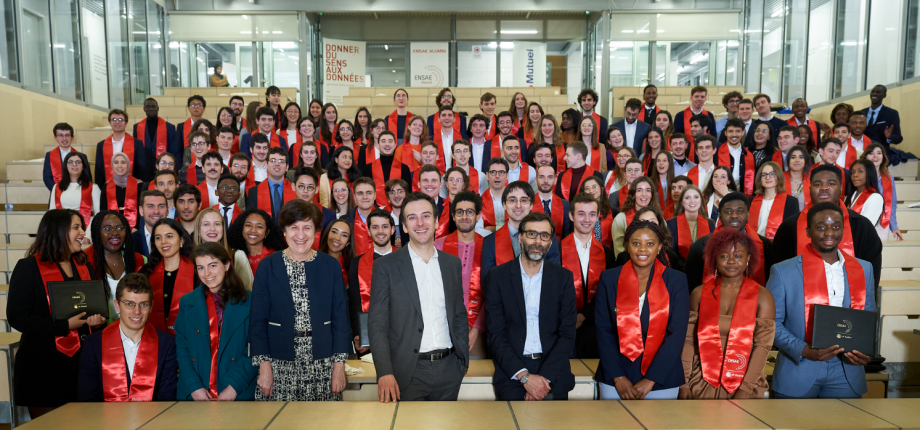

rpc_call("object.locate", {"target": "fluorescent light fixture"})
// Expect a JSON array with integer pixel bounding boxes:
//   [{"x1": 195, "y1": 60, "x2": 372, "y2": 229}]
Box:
[
  {"x1": 727, "y1": 67, "x2": 735, "y2": 73},
  {"x1": 392, "y1": 70, "x2": 396, "y2": 73},
  {"x1": 637, "y1": 30, "x2": 649, "y2": 33},
  {"x1": 384, "y1": 45, "x2": 388, "y2": 50},
  {"x1": 727, "y1": 40, "x2": 740, "y2": 47},
  {"x1": 53, "y1": 44, "x2": 65, "y2": 48},
  {"x1": 771, "y1": 9, "x2": 783, "y2": 17},
  {"x1": 272, "y1": 31, "x2": 282, "y2": 34},
  {"x1": 622, "y1": 30, "x2": 634, "y2": 33},
  {"x1": 240, "y1": 31, "x2": 252, "y2": 34},
  {"x1": 689, "y1": 53, "x2": 708, "y2": 64},
  {"x1": 274, "y1": 41, "x2": 297, "y2": 49},
  {"x1": 840, "y1": 41, "x2": 857, "y2": 46},
  {"x1": 169, "y1": 41, "x2": 179, "y2": 48},
  {"x1": 389, "y1": 58, "x2": 392, "y2": 62},
  {"x1": 657, "y1": 30, "x2": 664, "y2": 33},
  {"x1": 487, "y1": 42, "x2": 514, "y2": 49},
  {"x1": 494, "y1": 30, "x2": 539, "y2": 34}
]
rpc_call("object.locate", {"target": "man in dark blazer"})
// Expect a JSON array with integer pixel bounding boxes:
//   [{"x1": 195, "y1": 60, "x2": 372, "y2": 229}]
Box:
[
  {"x1": 369, "y1": 192, "x2": 469, "y2": 402},
  {"x1": 133, "y1": 190, "x2": 168, "y2": 257},
  {"x1": 78, "y1": 274, "x2": 177, "y2": 401},
  {"x1": 239, "y1": 107, "x2": 288, "y2": 158},
  {"x1": 579, "y1": 89, "x2": 609, "y2": 144},
  {"x1": 95, "y1": 110, "x2": 150, "y2": 188},
  {"x1": 485, "y1": 212, "x2": 576, "y2": 400},
  {"x1": 861, "y1": 84, "x2": 903, "y2": 149},
  {"x1": 612, "y1": 98, "x2": 651, "y2": 154},
  {"x1": 133, "y1": 98, "x2": 180, "y2": 164},
  {"x1": 467, "y1": 114, "x2": 494, "y2": 173}
]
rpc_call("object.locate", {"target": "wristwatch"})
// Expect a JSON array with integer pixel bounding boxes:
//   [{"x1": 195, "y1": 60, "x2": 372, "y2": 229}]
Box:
[{"x1": 519, "y1": 372, "x2": 530, "y2": 385}]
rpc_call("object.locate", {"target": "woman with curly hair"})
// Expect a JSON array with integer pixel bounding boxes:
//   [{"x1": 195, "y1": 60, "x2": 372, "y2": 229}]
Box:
[
  {"x1": 679, "y1": 228, "x2": 775, "y2": 399},
  {"x1": 86, "y1": 210, "x2": 145, "y2": 322},
  {"x1": 228, "y1": 208, "x2": 288, "y2": 274},
  {"x1": 612, "y1": 176, "x2": 661, "y2": 256},
  {"x1": 594, "y1": 220, "x2": 689, "y2": 400}
]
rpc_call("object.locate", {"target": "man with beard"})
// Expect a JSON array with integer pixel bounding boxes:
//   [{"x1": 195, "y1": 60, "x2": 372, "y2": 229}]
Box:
[
  {"x1": 133, "y1": 190, "x2": 168, "y2": 256},
  {"x1": 361, "y1": 130, "x2": 412, "y2": 207},
  {"x1": 531, "y1": 143, "x2": 556, "y2": 170},
  {"x1": 173, "y1": 184, "x2": 200, "y2": 240},
  {"x1": 344, "y1": 177, "x2": 378, "y2": 257},
  {"x1": 578, "y1": 89, "x2": 608, "y2": 143},
  {"x1": 532, "y1": 165, "x2": 571, "y2": 240},
  {"x1": 482, "y1": 181, "x2": 562, "y2": 281},
  {"x1": 767, "y1": 202, "x2": 875, "y2": 398},
  {"x1": 195, "y1": 152, "x2": 224, "y2": 209},
  {"x1": 436, "y1": 191, "x2": 488, "y2": 358},
  {"x1": 719, "y1": 99, "x2": 756, "y2": 144},
  {"x1": 485, "y1": 212, "x2": 576, "y2": 400},
  {"x1": 153, "y1": 170, "x2": 178, "y2": 219},
  {"x1": 560, "y1": 193, "x2": 616, "y2": 358},
  {"x1": 178, "y1": 131, "x2": 212, "y2": 186},
  {"x1": 492, "y1": 111, "x2": 516, "y2": 156},
  {"x1": 639, "y1": 85, "x2": 660, "y2": 126},
  {"x1": 502, "y1": 136, "x2": 536, "y2": 189},
  {"x1": 684, "y1": 192, "x2": 774, "y2": 290},
  {"x1": 670, "y1": 134, "x2": 695, "y2": 176},
  {"x1": 229, "y1": 96, "x2": 246, "y2": 132},
  {"x1": 228, "y1": 152, "x2": 250, "y2": 209},
  {"x1": 385, "y1": 178, "x2": 410, "y2": 248},
  {"x1": 771, "y1": 164, "x2": 882, "y2": 290},
  {"x1": 348, "y1": 209, "x2": 396, "y2": 357}
]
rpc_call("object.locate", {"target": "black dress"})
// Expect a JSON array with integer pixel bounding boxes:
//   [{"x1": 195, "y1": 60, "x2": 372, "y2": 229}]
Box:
[
  {"x1": 7, "y1": 257, "x2": 96, "y2": 407},
  {"x1": 99, "y1": 180, "x2": 146, "y2": 229}
]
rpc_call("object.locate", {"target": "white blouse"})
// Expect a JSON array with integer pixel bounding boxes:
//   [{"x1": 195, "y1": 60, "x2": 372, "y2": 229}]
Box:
[
  {"x1": 756, "y1": 196, "x2": 776, "y2": 236},
  {"x1": 851, "y1": 191, "x2": 884, "y2": 226},
  {"x1": 49, "y1": 182, "x2": 101, "y2": 219}
]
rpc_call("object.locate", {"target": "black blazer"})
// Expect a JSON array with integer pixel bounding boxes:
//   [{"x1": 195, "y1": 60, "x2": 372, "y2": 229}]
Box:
[
  {"x1": 94, "y1": 138, "x2": 151, "y2": 188},
  {"x1": 485, "y1": 259, "x2": 577, "y2": 400},
  {"x1": 594, "y1": 263, "x2": 689, "y2": 390},
  {"x1": 573, "y1": 244, "x2": 618, "y2": 359},
  {"x1": 666, "y1": 216, "x2": 717, "y2": 272},
  {"x1": 427, "y1": 114, "x2": 469, "y2": 141},
  {"x1": 477, "y1": 139, "x2": 498, "y2": 173},
  {"x1": 481, "y1": 231, "x2": 562, "y2": 288},
  {"x1": 684, "y1": 233, "x2": 774, "y2": 291},
  {"x1": 359, "y1": 155, "x2": 413, "y2": 183},
  {"x1": 43, "y1": 150, "x2": 90, "y2": 191},
  {"x1": 132, "y1": 119, "x2": 180, "y2": 166},
  {"x1": 860, "y1": 105, "x2": 902, "y2": 146},
  {"x1": 133, "y1": 229, "x2": 150, "y2": 257},
  {"x1": 77, "y1": 326, "x2": 178, "y2": 401}
]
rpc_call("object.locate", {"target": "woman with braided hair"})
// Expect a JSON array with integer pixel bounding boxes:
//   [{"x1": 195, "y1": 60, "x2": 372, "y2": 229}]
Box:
[
  {"x1": 86, "y1": 210, "x2": 145, "y2": 322},
  {"x1": 594, "y1": 220, "x2": 689, "y2": 400},
  {"x1": 679, "y1": 228, "x2": 775, "y2": 399}
]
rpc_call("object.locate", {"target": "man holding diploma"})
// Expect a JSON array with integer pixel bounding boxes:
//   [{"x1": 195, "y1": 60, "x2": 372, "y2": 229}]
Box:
[{"x1": 766, "y1": 202, "x2": 875, "y2": 398}]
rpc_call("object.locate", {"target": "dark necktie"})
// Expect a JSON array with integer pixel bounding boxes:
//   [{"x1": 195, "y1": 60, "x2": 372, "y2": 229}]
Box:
[
  {"x1": 543, "y1": 199, "x2": 551, "y2": 216},
  {"x1": 593, "y1": 220, "x2": 602, "y2": 242},
  {"x1": 222, "y1": 206, "x2": 232, "y2": 228},
  {"x1": 272, "y1": 184, "x2": 282, "y2": 218},
  {"x1": 870, "y1": 110, "x2": 877, "y2": 126}
]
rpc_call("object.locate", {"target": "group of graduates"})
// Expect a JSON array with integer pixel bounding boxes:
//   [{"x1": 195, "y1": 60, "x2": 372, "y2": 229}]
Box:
[{"x1": 14, "y1": 83, "x2": 895, "y2": 414}]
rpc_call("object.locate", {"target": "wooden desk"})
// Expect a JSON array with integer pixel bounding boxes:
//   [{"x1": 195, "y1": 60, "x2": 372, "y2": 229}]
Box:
[
  {"x1": 622, "y1": 399, "x2": 771, "y2": 429},
  {"x1": 392, "y1": 401, "x2": 516, "y2": 430},
  {"x1": 510, "y1": 401, "x2": 643, "y2": 430},
  {"x1": 732, "y1": 398, "x2": 897, "y2": 429},
  {"x1": 842, "y1": 398, "x2": 920, "y2": 430},
  {"x1": 19, "y1": 402, "x2": 175, "y2": 430},
  {"x1": 140, "y1": 401, "x2": 285, "y2": 429},
  {"x1": 267, "y1": 402, "x2": 395, "y2": 430}
]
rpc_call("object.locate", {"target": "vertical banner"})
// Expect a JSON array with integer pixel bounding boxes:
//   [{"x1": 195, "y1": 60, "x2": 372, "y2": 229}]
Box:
[
  {"x1": 410, "y1": 42, "x2": 449, "y2": 87},
  {"x1": 512, "y1": 42, "x2": 547, "y2": 87},
  {"x1": 323, "y1": 38, "x2": 366, "y2": 104}
]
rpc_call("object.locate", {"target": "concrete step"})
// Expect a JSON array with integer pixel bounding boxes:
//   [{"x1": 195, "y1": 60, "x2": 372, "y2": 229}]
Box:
[{"x1": 0, "y1": 183, "x2": 50, "y2": 206}]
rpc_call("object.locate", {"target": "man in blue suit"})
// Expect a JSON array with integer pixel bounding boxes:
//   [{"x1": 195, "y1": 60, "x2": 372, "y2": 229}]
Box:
[
  {"x1": 861, "y1": 85, "x2": 903, "y2": 149},
  {"x1": 78, "y1": 273, "x2": 177, "y2": 401},
  {"x1": 485, "y1": 212, "x2": 576, "y2": 400},
  {"x1": 612, "y1": 98, "x2": 650, "y2": 154},
  {"x1": 239, "y1": 107, "x2": 288, "y2": 158},
  {"x1": 43, "y1": 123, "x2": 90, "y2": 191},
  {"x1": 767, "y1": 202, "x2": 876, "y2": 399},
  {"x1": 133, "y1": 190, "x2": 168, "y2": 257}
]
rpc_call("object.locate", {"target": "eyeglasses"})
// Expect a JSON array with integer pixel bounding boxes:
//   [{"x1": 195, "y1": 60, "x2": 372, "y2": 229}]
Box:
[
  {"x1": 339, "y1": 127, "x2": 353, "y2": 132},
  {"x1": 488, "y1": 170, "x2": 508, "y2": 176},
  {"x1": 219, "y1": 185, "x2": 240, "y2": 192},
  {"x1": 220, "y1": 112, "x2": 233, "y2": 118},
  {"x1": 454, "y1": 208, "x2": 476, "y2": 218},
  {"x1": 507, "y1": 197, "x2": 531, "y2": 206},
  {"x1": 190, "y1": 141, "x2": 208, "y2": 147},
  {"x1": 584, "y1": 184, "x2": 601, "y2": 191},
  {"x1": 158, "y1": 161, "x2": 175, "y2": 168},
  {"x1": 441, "y1": 95, "x2": 454, "y2": 100},
  {"x1": 66, "y1": 160, "x2": 83, "y2": 166},
  {"x1": 625, "y1": 168, "x2": 643, "y2": 174},
  {"x1": 498, "y1": 120, "x2": 513, "y2": 125},
  {"x1": 388, "y1": 189, "x2": 405, "y2": 196},
  {"x1": 120, "y1": 300, "x2": 151, "y2": 310},
  {"x1": 522, "y1": 230, "x2": 553, "y2": 242},
  {"x1": 755, "y1": 128, "x2": 771, "y2": 134},
  {"x1": 110, "y1": 118, "x2": 125, "y2": 123},
  {"x1": 285, "y1": 109, "x2": 300, "y2": 115},
  {"x1": 101, "y1": 225, "x2": 126, "y2": 233},
  {"x1": 447, "y1": 177, "x2": 465, "y2": 184},
  {"x1": 453, "y1": 148, "x2": 470, "y2": 155},
  {"x1": 395, "y1": 94, "x2": 408, "y2": 99},
  {"x1": 189, "y1": 103, "x2": 203, "y2": 108},
  {"x1": 55, "y1": 134, "x2": 72, "y2": 138},
  {"x1": 760, "y1": 171, "x2": 776, "y2": 178},
  {"x1": 297, "y1": 184, "x2": 316, "y2": 192},
  {"x1": 269, "y1": 158, "x2": 286, "y2": 164}
]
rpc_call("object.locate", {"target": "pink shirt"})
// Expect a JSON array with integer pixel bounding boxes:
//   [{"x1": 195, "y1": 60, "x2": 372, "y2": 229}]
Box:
[{"x1": 435, "y1": 236, "x2": 486, "y2": 330}]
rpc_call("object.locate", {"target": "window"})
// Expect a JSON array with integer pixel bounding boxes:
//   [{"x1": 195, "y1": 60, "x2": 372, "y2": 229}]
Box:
[
  {"x1": 806, "y1": 0, "x2": 835, "y2": 104},
  {"x1": 833, "y1": 0, "x2": 869, "y2": 98},
  {"x1": 21, "y1": 0, "x2": 53, "y2": 91},
  {"x1": 0, "y1": 0, "x2": 19, "y2": 82},
  {"x1": 52, "y1": 0, "x2": 85, "y2": 100}
]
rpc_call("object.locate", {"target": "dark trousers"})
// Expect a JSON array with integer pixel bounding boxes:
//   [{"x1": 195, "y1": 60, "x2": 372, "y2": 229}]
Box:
[
  {"x1": 494, "y1": 357, "x2": 569, "y2": 401},
  {"x1": 401, "y1": 353, "x2": 464, "y2": 401}
]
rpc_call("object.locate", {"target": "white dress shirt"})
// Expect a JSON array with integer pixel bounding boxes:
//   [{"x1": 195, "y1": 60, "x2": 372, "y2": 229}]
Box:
[
  {"x1": 850, "y1": 191, "x2": 884, "y2": 226},
  {"x1": 441, "y1": 130, "x2": 454, "y2": 169},
  {"x1": 520, "y1": 258, "x2": 544, "y2": 355},
  {"x1": 218, "y1": 203, "x2": 237, "y2": 226},
  {"x1": 573, "y1": 234, "x2": 591, "y2": 281},
  {"x1": 756, "y1": 197, "x2": 775, "y2": 236},
  {"x1": 144, "y1": 225, "x2": 153, "y2": 251},
  {"x1": 406, "y1": 242, "x2": 453, "y2": 352},
  {"x1": 120, "y1": 326, "x2": 141, "y2": 379},
  {"x1": 111, "y1": 136, "x2": 125, "y2": 154},
  {"x1": 823, "y1": 250, "x2": 846, "y2": 308},
  {"x1": 727, "y1": 145, "x2": 743, "y2": 183},
  {"x1": 696, "y1": 163, "x2": 715, "y2": 191},
  {"x1": 623, "y1": 121, "x2": 638, "y2": 149},
  {"x1": 470, "y1": 138, "x2": 486, "y2": 173},
  {"x1": 253, "y1": 164, "x2": 268, "y2": 183},
  {"x1": 205, "y1": 182, "x2": 218, "y2": 207}
]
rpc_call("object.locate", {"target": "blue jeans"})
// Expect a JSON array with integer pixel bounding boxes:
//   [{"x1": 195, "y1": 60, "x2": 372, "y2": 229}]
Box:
[
  {"x1": 599, "y1": 382, "x2": 679, "y2": 400},
  {"x1": 773, "y1": 357, "x2": 861, "y2": 399}
]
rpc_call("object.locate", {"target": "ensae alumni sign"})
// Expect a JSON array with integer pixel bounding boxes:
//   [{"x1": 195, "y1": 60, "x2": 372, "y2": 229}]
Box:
[{"x1": 324, "y1": 38, "x2": 366, "y2": 104}]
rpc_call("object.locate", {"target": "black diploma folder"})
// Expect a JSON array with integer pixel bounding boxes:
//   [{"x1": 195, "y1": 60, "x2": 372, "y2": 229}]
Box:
[
  {"x1": 47, "y1": 280, "x2": 109, "y2": 322},
  {"x1": 811, "y1": 304, "x2": 877, "y2": 353},
  {"x1": 359, "y1": 312, "x2": 370, "y2": 347}
]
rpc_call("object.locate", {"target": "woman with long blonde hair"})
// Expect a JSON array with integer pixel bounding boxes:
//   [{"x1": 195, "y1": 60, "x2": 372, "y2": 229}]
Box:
[{"x1": 575, "y1": 115, "x2": 611, "y2": 173}]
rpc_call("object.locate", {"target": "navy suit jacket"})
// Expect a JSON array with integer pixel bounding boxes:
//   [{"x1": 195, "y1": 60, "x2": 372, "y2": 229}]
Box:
[
  {"x1": 132, "y1": 119, "x2": 180, "y2": 165},
  {"x1": 133, "y1": 229, "x2": 150, "y2": 257},
  {"x1": 860, "y1": 105, "x2": 903, "y2": 146},
  {"x1": 481, "y1": 229, "x2": 561, "y2": 289},
  {"x1": 249, "y1": 251, "x2": 352, "y2": 361},
  {"x1": 95, "y1": 138, "x2": 151, "y2": 188},
  {"x1": 43, "y1": 150, "x2": 90, "y2": 191},
  {"x1": 77, "y1": 326, "x2": 178, "y2": 402},
  {"x1": 485, "y1": 259, "x2": 576, "y2": 399},
  {"x1": 612, "y1": 119, "x2": 651, "y2": 154},
  {"x1": 593, "y1": 263, "x2": 689, "y2": 389},
  {"x1": 476, "y1": 139, "x2": 498, "y2": 173},
  {"x1": 239, "y1": 132, "x2": 288, "y2": 158},
  {"x1": 762, "y1": 116, "x2": 787, "y2": 136},
  {"x1": 427, "y1": 115, "x2": 469, "y2": 141},
  {"x1": 673, "y1": 110, "x2": 718, "y2": 139}
]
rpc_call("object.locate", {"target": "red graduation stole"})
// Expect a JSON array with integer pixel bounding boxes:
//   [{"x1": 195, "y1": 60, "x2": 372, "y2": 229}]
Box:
[
  {"x1": 186, "y1": 156, "x2": 200, "y2": 186},
  {"x1": 396, "y1": 142, "x2": 420, "y2": 172},
  {"x1": 531, "y1": 195, "x2": 564, "y2": 242},
  {"x1": 589, "y1": 112, "x2": 602, "y2": 142},
  {"x1": 603, "y1": 173, "x2": 617, "y2": 195},
  {"x1": 465, "y1": 166, "x2": 480, "y2": 192},
  {"x1": 705, "y1": 224, "x2": 765, "y2": 286},
  {"x1": 772, "y1": 151, "x2": 785, "y2": 169},
  {"x1": 247, "y1": 246, "x2": 273, "y2": 274},
  {"x1": 616, "y1": 260, "x2": 669, "y2": 374},
  {"x1": 289, "y1": 137, "x2": 317, "y2": 168},
  {"x1": 879, "y1": 174, "x2": 893, "y2": 229},
  {"x1": 682, "y1": 107, "x2": 708, "y2": 148},
  {"x1": 267, "y1": 132, "x2": 283, "y2": 149},
  {"x1": 364, "y1": 143, "x2": 378, "y2": 166},
  {"x1": 748, "y1": 193, "x2": 788, "y2": 240},
  {"x1": 685, "y1": 165, "x2": 706, "y2": 189},
  {"x1": 521, "y1": 128, "x2": 535, "y2": 151},
  {"x1": 600, "y1": 211, "x2": 614, "y2": 248},
  {"x1": 559, "y1": 165, "x2": 597, "y2": 200},
  {"x1": 802, "y1": 244, "x2": 866, "y2": 343},
  {"x1": 513, "y1": 162, "x2": 530, "y2": 184},
  {"x1": 212, "y1": 203, "x2": 242, "y2": 225},
  {"x1": 484, "y1": 115, "x2": 498, "y2": 140},
  {"x1": 656, "y1": 179, "x2": 673, "y2": 213},
  {"x1": 561, "y1": 235, "x2": 606, "y2": 312},
  {"x1": 676, "y1": 212, "x2": 710, "y2": 259},
  {"x1": 55, "y1": 181, "x2": 94, "y2": 225},
  {"x1": 433, "y1": 115, "x2": 462, "y2": 154},
  {"x1": 442, "y1": 233, "x2": 484, "y2": 327},
  {"x1": 489, "y1": 136, "x2": 503, "y2": 157},
  {"x1": 555, "y1": 144, "x2": 567, "y2": 173},
  {"x1": 148, "y1": 257, "x2": 194, "y2": 335},
  {"x1": 623, "y1": 208, "x2": 636, "y2": 226},
  {"x1": 102, "y1": 134, "x2": 136, "y2": 183},
  {"x1": 257, "y1": 179, "x2": 296, "y2": 216},
  {"x1": 589, "y1": 146, "x2": 603, "y2": 172},
  {"x1": 357, "y1": 249, "x2": 393, "y2": 312},
  {"x1": 107, "y1": 177, "x2": 140, "y2": 228},
  {"x1": 698, "y1": 276, "x2": 759, "y2": 393},
  {"x1": 784, "y1": 170, "x2": 811, "y2": 206},
  {"x1": 795, "y1": 202, "x2": 855, "y2": 257},
  {"x1": 137, "y1": 117, "x2": 168, "y2": 157},
  {"x1": 387, "y1": 110, "x2": 414, "y2": 139},
  {"x1": 100, "y1": 322, "x2": 159, "y2": 402},
  {"x1": 494, "y1": 225, "x2": 516, "y2": 266},
  {"x1": 204, "y1": 288, "x2": 221, "y2": 398},
  {"x1": 50, "y1": 147, "x2": 76, "y2": 184},
  {"x1": 615, "y1": 186, "x2": 630, "y2": 208},
  {"x1": 481, "y1": 188, "x2": 508, "y2": 228},
  {"x1": 196, "y1": 181, "x2": 212, "y2": 210},
  {"x1": 372, "y1": 158, "x2": 402, "y2": 207},
  {"x1": 181, "y1": 118, "x2": 193, "y2": 149},
  {"x1": 716, "y1": 143, "x2": 755, "y2": 197},
  {"x1": 352, "y1": 210, "x2": 371, "y2": 256},
  {"x1": 435, "y1": 197, "x2": 451, "y2": 239},
  {"x1": 841, "y1": 136, "x2": 869, "y2": 169},
  {"x1": 430, "y1": 132, "x2": 451, "y2": 172},
  {"x1": 788, "y1": 117, "x2": 819, "y2": 150},
  {"x1": 849, "y1": 190, "x2": 877, "y2": 214},
  {"x1": 638, "y1": 105, "x2": 661, "y2": 123},
  {"x1": 36, "y1": 255, "x2": 91, "y2": 357}
]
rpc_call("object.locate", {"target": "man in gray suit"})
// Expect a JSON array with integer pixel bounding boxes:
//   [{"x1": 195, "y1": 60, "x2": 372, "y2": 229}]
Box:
[{"x1": 369, "y1": 191, "x2": 470, "y2": 402}]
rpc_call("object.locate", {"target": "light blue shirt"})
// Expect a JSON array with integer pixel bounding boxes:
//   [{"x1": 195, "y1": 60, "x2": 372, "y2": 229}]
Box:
[
  {"x1": 866, "y1": 104, "x2": 882, "y2": 126},
  {"x1": 520, "y1": 257, "x2": 544, "y2": 355},
  {"x1": 508, "y1": 224, "x2": 521, "y2": 256}
]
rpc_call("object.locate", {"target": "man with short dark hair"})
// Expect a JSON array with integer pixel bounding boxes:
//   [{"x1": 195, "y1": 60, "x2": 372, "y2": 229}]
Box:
[
  {"x1": 860, "y1": 84, "x2": 902, "y2": 149},
  {"x1": 767, "y1": 202, "x2": 875, "y2": 398},
  {"x1": 556, "y1": 142, "x2": 603, "y2": 201},
  {"x1": 246, "y1": 147, "x2": 293, "y2": 223},
  {"x1": 194, "y1": 151, "x2": 224, "y2": 209},
  {"x1": 639, "y1": 85, "x2": 660, "y2": 126},
  {"x1": 133, "y1": 190, "x2": 168, "y2": 256},
  {"x1": 213, "y1": 175, "x2": 242, "y2": 227},
  {"x1": 467, "y1": 114, "x2": 493, "y2": 173},
  {"x1": 216, "y1": 127, "x2": 235, "y2": 165},
  {"x1": 431, "y1": 101, "x2": 468, "y2": 169},
  {"x1": 229, "y1": 152, "x2": 251, "y2": 209},
  {"x1": 173, "y1": 184, "x2": 200, "y2": 239},
  {"x1": 775, "y1": 126, "x2": 800, "y2": 169},
  {"x1": 177, "y1": 95, "x2": 206, "y2": 149},
  {"x1": 361, "y1": 130, "x2": 412, "y2": 207},
  {"x1": 674, "y1": 86, "x2": 718, "y2": 144},
  {"x1": 788, "y1": 98, "x2": 822, "y2": 150},
  {"x1": 578, "y1": 89, "x2": 608, "y2": 143},
  {"x1": 715, "y1": 118, "x2": 756, "y2": 197},
  {"x1": 344, "y1": 177, "x2": 378, "y2": 257},
  {"x1": 348, "y1": 208, "x2": 396, "y2": 356},
  {"x1": 248, "y1": 134, "x2": 270, "y2": 183},
  {"x1": 178, "y1": 131, "x2": 211, "y2": 186},
  {"x1": 718, "y1": 98, "x2": 756, "y2": 144},
  {"x1": 239, "y1": 106, "x2": 288, "y2": 157},
  {"x1": 843, "y1": 112, "x2": 871, "y2": 167},
  {"x1": 229, "y1": 95, "x2": 246, "y2": 132},
  {"x1": 532, "y1": 165, "x2": 570, "y2": 241},
  {"x1": 612, "y1": 98, "x2": 650, "y2": 153},
  {"x1": 43, "y1": 123, "x2": 89, "y2": 191},
  {"x1": 493, "y1": 111, "x2": 517, "y2": 156},
  {"x1": 154, "y1": 169, "x2": 178, "y2": 219},
  {"x1": 715, "y1": 91, "x2": 743, "y2": 136},
  {"x1": 96, "y1": 109, "x2": 149, "y2": 188},
  {"x1": 479, "y1": 157, "x2": 511, "y2": 233},
  {"x1": 502, "y1": 136, "x2": 536, "y2": 189},
  {"x1": 78, "y1": 274, "x2": 178, "y2": 402},
  {"x1": 485, "y1": 212, "x2": 576, "y2": 400},
  {"x1": 669, "y1": 133, "x2": 695, "y2": 176},
  {"x1": 685, "y1": 134, "x2": 716, "y2": 190},
  {"x1": 753, "y1": 93, "x2": 785, "y2": 134},
  {"x1": 134, "y1": 98, "x2": 179, "y2": 163},
  {"x1": 479, "y1": 92, "x2": 499, "y2": 141}
]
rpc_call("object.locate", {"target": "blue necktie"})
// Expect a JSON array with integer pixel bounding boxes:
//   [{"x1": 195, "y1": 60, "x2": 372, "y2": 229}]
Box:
[{"x1": 272, "y1": 184, "x2": 282, "y2": 218}]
